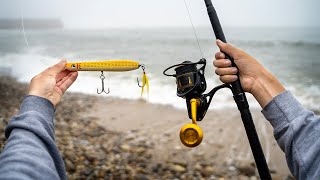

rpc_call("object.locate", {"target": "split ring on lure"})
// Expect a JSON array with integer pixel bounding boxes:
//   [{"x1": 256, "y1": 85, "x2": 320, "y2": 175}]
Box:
[{"x1": 65, "y1": 60, "x2": 149, "y2": 97}]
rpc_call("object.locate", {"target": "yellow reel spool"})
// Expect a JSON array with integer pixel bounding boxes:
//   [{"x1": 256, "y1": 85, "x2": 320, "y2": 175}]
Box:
[{"x1": 180, "y1": 123, "x2": 203, "y2": 147}]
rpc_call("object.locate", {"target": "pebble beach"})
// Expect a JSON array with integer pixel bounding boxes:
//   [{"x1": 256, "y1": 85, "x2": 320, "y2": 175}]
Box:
[{"x1": 0, "y1": 76, "x2": 295, "y2": 179}]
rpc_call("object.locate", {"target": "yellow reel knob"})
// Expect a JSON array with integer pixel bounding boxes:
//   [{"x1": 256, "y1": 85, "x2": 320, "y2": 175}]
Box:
[{"x1": 180, "y1": 124, "x2": 203, "y2": 147}]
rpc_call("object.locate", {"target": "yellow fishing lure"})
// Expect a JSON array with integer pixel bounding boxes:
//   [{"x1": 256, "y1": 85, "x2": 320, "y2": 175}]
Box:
[
  {"x1": 66, "y1": 60, "x2": 140, "y2": 72},
  {"x1": 65, "y1": 60, "x2": 149, "y2": 97}
]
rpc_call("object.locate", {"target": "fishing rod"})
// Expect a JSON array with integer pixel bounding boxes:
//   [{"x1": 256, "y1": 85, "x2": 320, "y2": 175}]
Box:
[
  {"x1": 203, "y1": 0, "x2": 271, "y2": 179},
  {"x1": 65, "y1": 59, "x2": 149, "y2": 97},
  {"x1": 163, "y1": 0, "x2": 271, "y2": 179}
]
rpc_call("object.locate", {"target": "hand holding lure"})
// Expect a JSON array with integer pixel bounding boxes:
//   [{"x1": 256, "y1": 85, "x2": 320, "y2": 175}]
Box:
[{"x1": 65, "y1": 60, "x2": 149, "y2": 97}]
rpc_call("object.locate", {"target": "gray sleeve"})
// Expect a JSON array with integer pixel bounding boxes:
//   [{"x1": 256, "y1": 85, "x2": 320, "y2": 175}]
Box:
[
  {"x1": 0, "y1": 95, "x2": 66, "y2": 180},
  {"x1": 262, "y1": 91, "x2": 320, "y2": 179}
]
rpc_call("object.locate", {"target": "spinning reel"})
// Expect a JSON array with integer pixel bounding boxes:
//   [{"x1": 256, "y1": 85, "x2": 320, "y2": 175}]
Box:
[{"x1": 163, "y1": 58, "x2": 230, "y2": 147}]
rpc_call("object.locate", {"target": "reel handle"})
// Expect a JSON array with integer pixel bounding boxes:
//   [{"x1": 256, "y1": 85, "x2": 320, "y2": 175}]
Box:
[
  {"x1": 180, "y1": 98, "x2": 203, "y2": 148},
  {"x1": 190, "y1": 99, "x2": 200, "y2": 124}
]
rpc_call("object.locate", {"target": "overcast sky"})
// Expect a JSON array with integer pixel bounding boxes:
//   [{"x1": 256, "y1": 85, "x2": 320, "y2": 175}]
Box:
[{"x1": 1, "y1": 0, "x2": 319, "y2": 28}]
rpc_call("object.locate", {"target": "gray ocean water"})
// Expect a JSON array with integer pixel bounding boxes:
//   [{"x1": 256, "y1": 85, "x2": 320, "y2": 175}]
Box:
[{"x1": 0, "y1": 27, "x2": 319, "y2": 110}]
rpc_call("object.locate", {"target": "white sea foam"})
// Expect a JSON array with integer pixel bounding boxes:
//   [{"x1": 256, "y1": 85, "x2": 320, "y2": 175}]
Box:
[
  {"x1": 0, "y1": 51, "x2": 255, "y2": 109},
  {"x1": 0, "y1": 28, "x2": 319, "y2": 111},
  {"x1": 1, "y1": 51, "x2": 318, "y2": 111}
]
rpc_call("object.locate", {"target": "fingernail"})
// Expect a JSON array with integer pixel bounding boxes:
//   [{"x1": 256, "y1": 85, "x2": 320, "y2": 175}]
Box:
[
  {"x1": 232, "y1": 76, "x2": 238, "y2": 81},
  {"x1": 216, "y1": 39, "x2": 224, "y2": 45},
  {"x1": 60, "y1": 59, "x2": 67, "y2": 64},
  {"x1": 220, "y1": 53, "x2": 224, "y2": 58},
  {"x1": 224, "y1": 60, "x2": 231, "y2": 65},
  {"x1": 232, "y1": 68, "x2": 238, "y2": 73}
]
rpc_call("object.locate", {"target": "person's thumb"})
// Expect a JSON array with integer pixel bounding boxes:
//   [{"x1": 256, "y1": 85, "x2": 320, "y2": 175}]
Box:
[
  {"x1": 47, "y1": 59, "x2": 67, "y2": 76},
  {"x1": 216, "y1": 40, "x2": 238, "y2": 58}
]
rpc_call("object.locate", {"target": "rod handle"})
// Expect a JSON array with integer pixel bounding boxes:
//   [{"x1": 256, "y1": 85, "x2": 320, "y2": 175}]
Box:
[{"x1": 205, "y1": 0, "x2": 244, "y2": 95}]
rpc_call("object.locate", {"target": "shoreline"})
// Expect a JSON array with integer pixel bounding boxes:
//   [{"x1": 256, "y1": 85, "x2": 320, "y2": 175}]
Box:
[{"x1": 0, "y1": 76, "x2": 292, "y2": 179}]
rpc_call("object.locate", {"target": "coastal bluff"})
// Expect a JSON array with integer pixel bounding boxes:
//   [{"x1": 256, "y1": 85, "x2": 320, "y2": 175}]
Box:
[{"x1": 0, "y1": 19, "x2": 63, "y2": 30}]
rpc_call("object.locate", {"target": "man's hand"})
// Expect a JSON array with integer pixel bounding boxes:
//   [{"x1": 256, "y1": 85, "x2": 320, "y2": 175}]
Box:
[
  {"x1": 213, "y1": 40, "x2": 285, "y2": 108},
  {"x1": 28, "y1": 60, "x2": 78, "y2": 107},
  {"x1": 214, "y1": 39, "x2": 267, "y2": 93}
]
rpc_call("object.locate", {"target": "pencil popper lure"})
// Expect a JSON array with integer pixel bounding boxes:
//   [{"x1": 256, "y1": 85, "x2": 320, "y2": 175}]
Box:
[{"x1": 65, "y1": 60, "x2": 149, "y2": 97}]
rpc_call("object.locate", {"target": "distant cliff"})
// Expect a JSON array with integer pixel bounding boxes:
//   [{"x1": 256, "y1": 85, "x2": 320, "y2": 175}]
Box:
[{"x1": 0, "y1": 19, "x2": 64, "y2": 30}]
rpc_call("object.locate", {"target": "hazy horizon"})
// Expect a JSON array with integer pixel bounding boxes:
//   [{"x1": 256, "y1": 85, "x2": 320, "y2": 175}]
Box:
[
  {"x1": 0, "y1": 0, "x2": 319, "y2": 29},
  {"x1": 1, "y1": 18, "x2": 320, "y2": 30}
]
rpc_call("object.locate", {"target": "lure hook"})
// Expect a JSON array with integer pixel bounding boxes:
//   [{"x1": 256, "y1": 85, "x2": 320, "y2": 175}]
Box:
[
  {"x1": 137, "y1": 77, "x2": 142, "y2": 87},
  {"x1": 97, "y1": 71, "x2": 110, "y2": 94},
  {"x1": 137, "y1": 64, "x2": 145, "y2": 87}
]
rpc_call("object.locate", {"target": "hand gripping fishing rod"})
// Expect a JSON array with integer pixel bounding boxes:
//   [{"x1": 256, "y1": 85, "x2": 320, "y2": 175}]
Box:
[
  {"x1": 163, "y1": 0, "x2": 271, "y2": 179},
  {"x1": 203, "y1": 0, "x2": 271, "y2": 179}
]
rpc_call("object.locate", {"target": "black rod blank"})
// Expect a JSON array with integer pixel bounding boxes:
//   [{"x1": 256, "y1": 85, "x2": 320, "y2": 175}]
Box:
[{"x1": 203, "y1": 0, "x2": 272, "y2": 179}]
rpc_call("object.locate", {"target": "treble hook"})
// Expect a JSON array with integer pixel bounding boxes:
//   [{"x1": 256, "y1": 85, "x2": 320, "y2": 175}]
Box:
[
  {"x1": 97, "y1": 71, "x2": 110, "y2": 94},
  {"x1": 137, "y1": 64, "x2": 145, "y2": 87}
]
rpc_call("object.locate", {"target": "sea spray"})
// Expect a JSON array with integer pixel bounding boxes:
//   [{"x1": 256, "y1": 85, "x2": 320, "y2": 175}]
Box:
[{"x1": 0, "y1": 28, "x2": 319, "y2": 110}]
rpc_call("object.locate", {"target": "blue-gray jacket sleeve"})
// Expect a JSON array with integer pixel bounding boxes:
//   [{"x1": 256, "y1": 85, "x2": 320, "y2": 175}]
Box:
[
  {"x1": 0, "y1": 95, "x2": 66, "y2": 180},
  {"x1": 262, "y1": 91, "x2": 320, "y2": 179}
]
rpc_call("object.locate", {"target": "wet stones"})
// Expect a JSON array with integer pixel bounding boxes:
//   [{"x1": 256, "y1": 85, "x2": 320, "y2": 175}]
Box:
[
  {"x1": 0, "y1": 77, "x2": 291, "y2": 179},
  {"x1": 236, "y1": 160, "x2": 256, "y2": 177}
]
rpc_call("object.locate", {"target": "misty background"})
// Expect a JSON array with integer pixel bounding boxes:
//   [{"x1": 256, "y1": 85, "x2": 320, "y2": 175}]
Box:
[
  {"x1": 0, "y1": 0, "x2": 319, "y2": 111},
  {"x1": 1, "y1": 0, "x2": 320, "y2": 28}
]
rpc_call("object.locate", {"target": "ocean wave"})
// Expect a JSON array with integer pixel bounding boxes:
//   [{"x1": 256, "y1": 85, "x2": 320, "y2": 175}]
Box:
[
  {"x1": 287, "y1": 84, "x2": 320, "y2": 111},
  {"x1": 230, "y1": 40, "x2": 320, "y2": 48},
  {"x1": 0, "y1": 47, "x2": 319, "y2": 111}
]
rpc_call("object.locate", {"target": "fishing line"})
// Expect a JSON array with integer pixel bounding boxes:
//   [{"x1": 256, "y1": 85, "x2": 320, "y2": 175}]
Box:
[
  {"x1": 182, "y1": 0, "x2": 204, "y2": 58},
  {"x1": 20, "y1": 0, "x2": 30, "y2": 48},
  {"x1": 19, "y1": 0, "x2": 57, "y2": 67}
]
